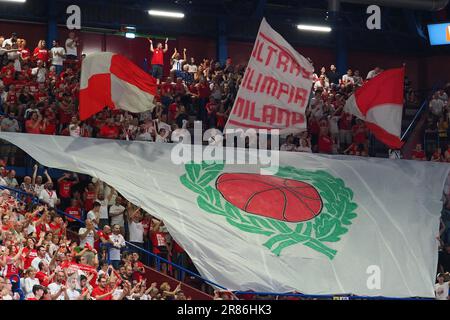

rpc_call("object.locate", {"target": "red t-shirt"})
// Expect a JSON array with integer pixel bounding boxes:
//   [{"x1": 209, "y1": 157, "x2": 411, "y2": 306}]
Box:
[
  {"x1": 22, "y1": 248, "x2": 38, "y2": 270},
  {"x1": 151, "y1": 48, "x2": 164, "y2": 66},
  {"x1": 206, "y1": 102, "x2": 216, "y2": 115},
  {"x1": 91, "y1": 286, "x2": 112, "y2": 300},
  {"x1": 168, "y1": 103, "x2": 178, "y2": 122},
  {"x1": 151, "y1": 232, "x2": 167, "y2": 254},
  {"x1": 35, "y1": 271, "x2": 50, "y2": 287},
  {"x1": 198, "y1": 84, "x2": 211, "y2": 98},
  {"x1": 65, "y1": 206, "x2": 82, "y2": 222},
  {"x1": 25, "y1": 120, "x2": 41, "y2": 134},
  {"x1": 41, "y1": 122, "x2": 56, "y2": 135},
  {"x1": 352, "y1": 124, "x2": 367, "y2": 144},
  {"x1": 161, "y1": 82, "x2": 174, "y2": 96},
  {"x1": 100, "y1": 125, "x2": 119, "y2": 139},
  {"x1": 84, "y1": 191, "x2": 96, "y2": 211},
  {"x1": 33, "y1": 48, "x2": 49, "y2": 62},
  {"x1": 6, "y1": 91, "x2": 17, "y2": 105},
  {"x1": 412, "y1": 150, "x2": 426, "y2": 160},
  {"x1": 50, "y1": 222, "x2": 64, "y2": 237},
  {"x1": 59, "y1": 180, "x2": 75, "y2": 199},
  {"x1": 318, "y1": 135, "x2": 333, "y2": 154},
  {"x1": 20, "y1": 48, "x2": 31, "y2": 60},
  {"x1": 174, "y1": 83, "x2": 186, "y2": 95},
  {"x1": 34, "y1": 92, "x2": 48, "y2": 103}
]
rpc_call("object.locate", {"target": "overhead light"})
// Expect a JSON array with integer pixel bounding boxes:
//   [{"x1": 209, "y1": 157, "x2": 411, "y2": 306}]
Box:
[
  {"x1": 297, "y1": 24, "x2": 332, "y2": 32},
  {"x1": 125, "y1": 32, "x2": 136, "y2": 39},
  {"x1": 148, "y1": 9, "x2": 185, "y2": 18},
  {"x1": 0, "y1": 0, "x2": 26, "y2": 2}
]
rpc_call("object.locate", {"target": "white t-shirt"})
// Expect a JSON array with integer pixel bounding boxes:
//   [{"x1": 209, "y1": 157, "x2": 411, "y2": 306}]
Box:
[
  {"x1": 39, "y1": 189, "x2": 58, "y2": 208},
  {"x1": 295, "y1": 146, "x2": 312, "y2": 153},
  {"x1": 96, "y1": 199, "x2": 109, "y2": 220},
  {"x1": 187, "y1": 64, "x2": 198, "y2": 73},
  {"x1": 435, "y1": 282, "x2": 449, "y2": 300},
  {"x1": 32, "y1": 67, "x2": 47, "y2": 83},
  {"x1": 78, "y1": 228, "x2": 95, "y2": 248},
  {"x1": 66, "y1": 288, "x2": 81, "y2": 300},
  {"x1": 65, "y1": 38, "x2": 78, "y2": 56},
  {"x1": 2, "y1": 38, "x2": 13, "y2": 48},
  {"x1": 24, "y1": 278, "x2": 40, "y2": 298},
  {"x1": 109, "y1": 204, "x2": 125, "y2": 226},
  {"x1": 48, "y1": 282, "x2": 65, "y2": 300},
  {"x1": 136, "y1": 132, "x2": 153, "y2": 142},
  {"x1": 329, "y1": 116, "x2": 340, "y2": 134},
  {"x1": 109, "y1": 233, "x2": 126, "y2": 261},
  {"x1": 171, "y1": 59, "x2": 185, "y2": 72},
  {"x1": 129, "y1": 221, "x2": 144, "y2": 243},
  {"x1": 50, "y1": 47, "x2": 66, "y2": 66}
]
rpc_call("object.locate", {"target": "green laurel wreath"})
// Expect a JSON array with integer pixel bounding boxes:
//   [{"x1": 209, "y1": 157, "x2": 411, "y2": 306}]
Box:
[{"x1": 180, "y1": 162, "x2": 358, "y2": 260}]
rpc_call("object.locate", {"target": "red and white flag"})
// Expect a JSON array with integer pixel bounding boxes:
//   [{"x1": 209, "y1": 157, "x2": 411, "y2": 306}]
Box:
[
  {"x1": 79, "y1": 52, "x2": 158, "y2": 120},
  {"x1": 344, "y1": 67, "x2": 405, "y2": 149},
  {"x1": 225, "y1": 18, "x2": 314, "y2": 134}
]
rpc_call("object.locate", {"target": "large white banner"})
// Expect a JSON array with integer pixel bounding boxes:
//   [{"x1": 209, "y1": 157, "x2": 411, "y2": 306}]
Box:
[
  {"x1": 1, "y1": 132, "x2": 449, "y2": 298},
  {"x1": 225, "y1": 18, "x2": 314, "y2": 134}
]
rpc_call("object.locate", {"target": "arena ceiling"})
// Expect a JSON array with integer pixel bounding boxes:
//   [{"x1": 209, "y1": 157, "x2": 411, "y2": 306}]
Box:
[{"x1": 0, "y1": 0, "x2": 448, "y2": 53}]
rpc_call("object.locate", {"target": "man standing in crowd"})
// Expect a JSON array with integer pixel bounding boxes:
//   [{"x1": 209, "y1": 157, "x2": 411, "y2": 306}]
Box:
[
  {"x1": 65, "y1": 32, "x2": 79, "y2": 60},
  {"x1": 148, "y1": 37, "x2": 168, "y2": 85},
  {"x1": 50, "y1": 40, "x2": 66, "y2": 75}
]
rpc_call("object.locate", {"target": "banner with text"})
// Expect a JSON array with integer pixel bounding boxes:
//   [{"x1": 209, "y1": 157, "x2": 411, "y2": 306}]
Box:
[{"x1": 225, "y1": 18, "x2": 314, "y2": 135}]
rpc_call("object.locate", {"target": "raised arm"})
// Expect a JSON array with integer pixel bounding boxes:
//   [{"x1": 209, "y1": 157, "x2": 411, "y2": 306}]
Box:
[
  {"x1": 32, "y1": 164, "x2": 38, "y2": 185},
  {"x1": 171, "y1": 48, "x2": 178, "y2": 60},
  {"x1": 44, "y1": 169, "x2": 53, "y2": 185},
  {"x1": 163, "y1": 38, "x2": 169, "y2": 53},
  {"x1": 183, "y1": 48, "x2": 187, "y2": 62},
  {"x1": 148, "y1": 38, "x2": 154, "y2": 53}
]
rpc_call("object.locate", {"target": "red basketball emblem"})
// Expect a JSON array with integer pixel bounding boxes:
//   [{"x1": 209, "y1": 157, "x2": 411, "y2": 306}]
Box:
[{"x1": 216, "y1": 173, "x2": 323, "y2": 223}]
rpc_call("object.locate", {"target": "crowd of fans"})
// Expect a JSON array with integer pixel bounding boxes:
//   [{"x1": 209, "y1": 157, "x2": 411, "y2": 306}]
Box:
[{"x1": 0, "y1": 30, "x2": 449, "y2": 300}]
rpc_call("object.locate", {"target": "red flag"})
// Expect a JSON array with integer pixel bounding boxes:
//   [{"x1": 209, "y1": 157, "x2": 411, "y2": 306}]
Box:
[
  {"x1": 79, "y1": 52, "x2": 158, "y2": 120},
  {"x1": 345, "y1": 67, "x2": 405, "y2": 149}
]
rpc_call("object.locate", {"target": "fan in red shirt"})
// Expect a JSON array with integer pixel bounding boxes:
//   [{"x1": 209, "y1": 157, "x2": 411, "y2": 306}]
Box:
[
  {"x1": 161, "y1": 78, "x2": 174, "y2": 97},
  {"x1": 49, "y1": 215, "x2": 66, "y2": 238},
  {"x1": 318, "y1": 132, "x2": 333, "y2": 154},
  {"x1": 95, "y1": 225, "x2": 111, "y2": 252},
  {"x1": 40, "y1": 117, "x2": 57, "y2": 135},
  {"x1": 99, "y1": 118, "x2": 120, "y2": 139},
  {"x1": 197, "y1": 79, "x2": 211, "y2": 99},
  {"x1": 91, "y1": 274, "x2": 113, "y2": 300},
  {"x1": 6, "y1": 87, "x2": 18, "y2": 105},
  {"x1": 18, "y1": 39, "x2": 31, "y2": 64},
  {"x1": 22, "y1": 239, "x2": 38, "y2": 270},
  {"x1": 33, "y1": 40, "x2": 49, "y2": 63},
  {"x1": 65, "y1": 199, "x2": 82, "y2": 223},
  {"x1": 83, "y1": 183, "x2": 97, "y2": 212},
  {"x1": 149, "y1": 38, "x2": 168, "y2": 84},
  {"x1": 57, "y1": 173, "x2": 79, "y2": 209},
  {"x1": 352, "y1": 119, "x2": 368, "y2": 145},
  {"x1": 25, "y1": 112, "x2": 43, "y2": 134},
  {"x1": 412, "y1": 144, "x2": 427, "y2": 161},
  {"x1": 35, "y1": 262, "x2": 52, "y2": 287}
]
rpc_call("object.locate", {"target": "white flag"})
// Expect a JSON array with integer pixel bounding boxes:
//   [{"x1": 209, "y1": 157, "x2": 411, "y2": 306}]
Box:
[
  {"x1": 225, "y1": 18, "x2": 314, "y2": 135},
  {"x1": 1, "y1": 132, "x2": 449, "y2": 298}
]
